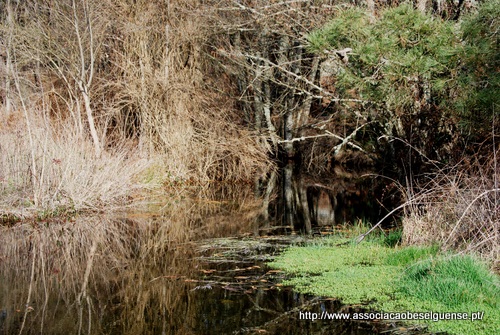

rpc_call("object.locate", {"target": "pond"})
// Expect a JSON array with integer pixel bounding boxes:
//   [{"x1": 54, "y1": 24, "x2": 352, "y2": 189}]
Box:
[{"x1": 1, "y1": 169, "x2": 418, "y2": 335}]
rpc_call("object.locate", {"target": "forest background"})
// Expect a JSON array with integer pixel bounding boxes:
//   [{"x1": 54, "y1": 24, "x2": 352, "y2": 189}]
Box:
[{"x1": 0, "y1": 0, "x2": 498, "y2": 266}]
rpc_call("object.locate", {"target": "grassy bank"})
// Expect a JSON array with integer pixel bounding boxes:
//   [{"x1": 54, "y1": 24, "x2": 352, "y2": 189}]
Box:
[{"x1": 269, "y1": 232, "x2": 500, "y2": 335}]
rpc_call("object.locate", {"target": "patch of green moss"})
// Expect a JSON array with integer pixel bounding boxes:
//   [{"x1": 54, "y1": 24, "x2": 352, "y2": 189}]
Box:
[
  {"x1": 281, "y1": 265, "x2": 400, "y2": 305},
  {"x1": 269, "y1": 236, "x2": 500, "y2": 335},
  {"x1": 272, "y1": 241, "x2": 390, "y2": 270}
]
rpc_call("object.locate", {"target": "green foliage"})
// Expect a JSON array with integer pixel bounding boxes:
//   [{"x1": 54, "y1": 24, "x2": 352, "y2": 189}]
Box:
[
  {"x1": 269, "y1": 235, "x2": 500, "y2": 335},
  {"x1": 308, "y1": 8, "x2": 371, "y2": 52},
  {"x1": 310, "y1": 1, "x2": 499, "y2": 144},
  {"x1": 457, "y1": 0, "x2": 500, "y2": 135},
  {"x1": 308, "y1": 4, "x2": 460, "y2": 113}
]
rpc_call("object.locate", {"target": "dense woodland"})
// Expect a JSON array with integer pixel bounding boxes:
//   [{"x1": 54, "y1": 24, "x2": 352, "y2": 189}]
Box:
[{"x1": 0, "y1": 0, "x2": 498, "y2": 263}]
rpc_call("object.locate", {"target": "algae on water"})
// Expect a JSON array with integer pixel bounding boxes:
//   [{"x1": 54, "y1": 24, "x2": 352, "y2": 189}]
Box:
[{"x1": 269, "y1": 237, "x2": 500, "y2": 335}]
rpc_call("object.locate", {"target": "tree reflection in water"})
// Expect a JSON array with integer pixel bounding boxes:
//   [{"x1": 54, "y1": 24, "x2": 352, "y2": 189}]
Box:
[{"x1": 1, "y1": 174, "x2": 402, "y2": 335}]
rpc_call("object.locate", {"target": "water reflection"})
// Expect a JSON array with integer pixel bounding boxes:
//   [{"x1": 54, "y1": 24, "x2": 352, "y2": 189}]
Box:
[
  {"x1": 259, "y1": 164, "x2": 395, "y2": 234},
  {"x1": 0, "y1": 174, "x2": 402, "y2": 335}
]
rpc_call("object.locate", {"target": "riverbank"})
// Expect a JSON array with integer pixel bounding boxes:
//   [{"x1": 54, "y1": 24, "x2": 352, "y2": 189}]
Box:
[{"x1": 268, "y1": 230, "x2": 500, "y2": 335}]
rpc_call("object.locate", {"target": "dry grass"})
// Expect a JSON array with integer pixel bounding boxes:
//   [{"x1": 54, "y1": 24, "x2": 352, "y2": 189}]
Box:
[
  {"x1": 0, "y1": 0, "x2": 273, "y2": 218},
  {"x1": 2, "y1": 0, "x2": 271, "y2": 176},
  {"x1": 402, "y1": 157, "x2": 499, "y2": 268},
  {"x1": 0, "y1": 111, "x2": 155, "y2": 219},
  {"x1": 88, "y1": 0, "x2": 272, "y2": 181}
]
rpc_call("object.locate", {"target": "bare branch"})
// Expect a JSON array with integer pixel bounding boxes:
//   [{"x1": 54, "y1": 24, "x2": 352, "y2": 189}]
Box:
[
  {"x1": 445, "y1": 188, "x2": 500, "y2": 246},
  {"x1": 72, "y1": 0, "x2": 86, "y2": 85},
  {"x1": 217, "y1": 48, "x2": 369, "y2": 104},
  {"x1": 278, "y1": 122, "x2": 370, "y2": 154}
]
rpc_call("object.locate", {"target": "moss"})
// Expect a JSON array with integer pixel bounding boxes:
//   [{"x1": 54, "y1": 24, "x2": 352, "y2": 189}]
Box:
[
  {"x1": 269, "y1": 236, "x2": 500, "y2": 335},
  {"x1": 280, "y1": 265, "x2": 400, "y2": 305}
]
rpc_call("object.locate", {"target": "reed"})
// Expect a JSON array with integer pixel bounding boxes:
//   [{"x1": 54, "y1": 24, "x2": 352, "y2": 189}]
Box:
[
  {"x1": 0, "y1": 111, "x2": 155, "y2": 219},
  {"x1": 402, "y1": 156, "x2": 499, "y2": 268}
]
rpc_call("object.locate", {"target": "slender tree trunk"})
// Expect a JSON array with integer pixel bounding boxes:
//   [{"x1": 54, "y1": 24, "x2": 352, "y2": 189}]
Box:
[
  {"x1": 3, "y1": 0, "x2": 14, "y2": 115},
  {"x1": 296, "y1": 177, "x2": 312, "y2": 234},
  {"x1": 262, "y1": 43, "x2": 277, "y2": 147},
  {"x1": 232, "y1": 31, "x2": 252, "y2": 125},
  {"x1": 73, "y1": 0, "x2": 101, "y2": 157},
  {"x1": 277, "y1": 35, "x2": 296, "y2": 158},
  {"x1": 78, "y1": 82, "x2": 102, "y2": 157},
  {"x1": 252, "y1": 51, "x2": 264, "y2": 132},
  {"x1": 283, "y1": 163, "x2": 295, "y2": 229},
  {"x1": 297, "y1": 56, "x2": 320, "y2": 137}
]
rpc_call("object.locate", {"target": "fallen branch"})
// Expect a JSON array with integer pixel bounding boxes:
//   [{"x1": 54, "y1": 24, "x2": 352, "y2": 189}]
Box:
[{"x1": 355, "y1": 197, "x2": 420, "y2": 244}]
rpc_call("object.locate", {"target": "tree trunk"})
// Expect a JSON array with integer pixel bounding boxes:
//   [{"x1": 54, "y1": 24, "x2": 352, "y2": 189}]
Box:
[
  {"x1": 3, "y1": 0, "x2": 14, "y2": 115},
  {"x1": 297, "y1": 56, "x2": 320, "y2": 137},
  {"x1": 78, "y1": 82, "x2": 102, "y2": 157}
]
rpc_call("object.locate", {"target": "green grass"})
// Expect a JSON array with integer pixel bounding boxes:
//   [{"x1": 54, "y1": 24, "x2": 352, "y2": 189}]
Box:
[
  {"x1": 400, "y1": 255, "x2": 499, "y2": 308},
  {"x1": 382, "y1": 229, "x2": 403, "y2": 247},
  {"x1": 268, "y1": 235, "x2": 500, "y2": 335},
  {"x1": 385, "y1": 244, "x2": 440, "y2": 266}
]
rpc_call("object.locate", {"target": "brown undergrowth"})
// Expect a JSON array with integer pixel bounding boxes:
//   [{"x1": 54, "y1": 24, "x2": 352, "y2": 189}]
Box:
[
  {"x1": 0, "y1": 0, "x2": 272, "y2": 218},
  {"x1": 0, "y1": 111, "x2": 154, "y2": 219},
  {"x1": 402, "y1": 154, "x2": 499, "y2": 269}
]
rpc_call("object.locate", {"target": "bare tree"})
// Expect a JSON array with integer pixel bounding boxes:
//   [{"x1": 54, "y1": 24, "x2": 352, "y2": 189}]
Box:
[
  {"x1": 211, "y1": 1, "x2": 370, "y2": 163},
  {"x1": 11, "y1": 0, "x2": 108, "y2": 157},
  {"x1": 72, "y1": 0, "x2": 101, "y2": 157}
]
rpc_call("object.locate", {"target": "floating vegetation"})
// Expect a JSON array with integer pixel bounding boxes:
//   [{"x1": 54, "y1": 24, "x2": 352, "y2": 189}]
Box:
[{"x1": 269, "y1": 236, "x2": 500, "y2": 335}]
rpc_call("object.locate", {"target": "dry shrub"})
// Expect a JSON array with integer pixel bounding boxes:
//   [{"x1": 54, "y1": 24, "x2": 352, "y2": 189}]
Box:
[
  {"x1": 402, "y1": 158, "x2": 499, "y2": 267},
  {"x1": 99, "y1": 0, "x2": 272, "y2": 181},
  {"x1": 0, "y1": 110, "x2": 154, "y2": 218},
  {"x1": 2, "y1": 0, "x2": 271, "y2": 190}
]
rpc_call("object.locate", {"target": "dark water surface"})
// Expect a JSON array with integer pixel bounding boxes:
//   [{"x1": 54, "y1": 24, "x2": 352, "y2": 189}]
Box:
[{"x1": 1, "y1": 172, "x2": 418, "y2": 335}]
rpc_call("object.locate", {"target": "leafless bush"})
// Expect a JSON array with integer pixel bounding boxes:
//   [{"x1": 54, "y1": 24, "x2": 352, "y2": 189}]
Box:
[
  {"x1": 402, "y1": 157, "x2": 499, "y2": 267},
  {"x1": 0, "y1": 110, "x2": 154, "y2": 218},
  {"x1": 1, "y1": 0, "x2": 271, "y2": 188},
  {"x1": 112, "y1": 0, "x2": 272, "y2": 181}
]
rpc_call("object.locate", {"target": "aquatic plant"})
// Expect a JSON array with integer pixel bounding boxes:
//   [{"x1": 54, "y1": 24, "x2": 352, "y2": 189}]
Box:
[{"x1": 269, "y1": 235, "x2": 500, "y2": 335}]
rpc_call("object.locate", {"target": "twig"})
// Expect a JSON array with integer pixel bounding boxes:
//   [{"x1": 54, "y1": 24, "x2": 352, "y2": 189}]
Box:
[
  {"x1": 279, "y1": 123, "x2": 370, "y2": 154},
  {"x1": 328, "y1": 121, "x2": 371, "y2": 154},
  {"x1": 218, "y1": 48, "x2": 368, "y2": 104},
  {"x1": 444, "y1": 188, "x2": 500, "y2": 246},
  {"x1": 355, "y1": 197, "x2": 420, "y2": 244},
  {"x1": 278, "y1": 133, "x2": 332, "y2": 143}
]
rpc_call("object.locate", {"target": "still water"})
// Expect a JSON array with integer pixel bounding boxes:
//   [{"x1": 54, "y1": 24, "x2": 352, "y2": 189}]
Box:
[{"x1": 1, "y1": 171, "x2": 412, "y2": 335}]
